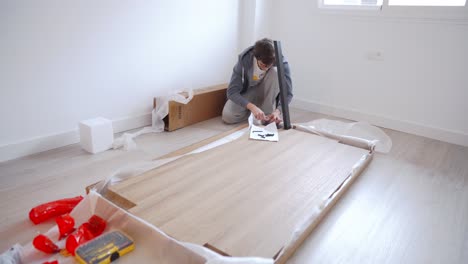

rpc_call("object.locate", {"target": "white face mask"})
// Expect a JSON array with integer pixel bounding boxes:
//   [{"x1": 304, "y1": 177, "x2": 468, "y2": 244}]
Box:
[{"x1": 253, "y1": 57, "x2": 266, "y2": 81}]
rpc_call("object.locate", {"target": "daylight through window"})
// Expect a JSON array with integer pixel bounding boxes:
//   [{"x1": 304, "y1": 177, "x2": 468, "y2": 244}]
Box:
[
  {"x1": 324, "y1": 0, "x2": 383, "y2": 6},
  {"x1": 388, "y1": 0, "x2": 466, "y2": 6}
]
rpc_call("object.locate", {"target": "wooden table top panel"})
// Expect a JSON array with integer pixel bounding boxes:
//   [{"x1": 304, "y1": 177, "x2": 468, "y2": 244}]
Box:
[{"x1": 109, "y1": 129, "x2": 369, "y2": 258}]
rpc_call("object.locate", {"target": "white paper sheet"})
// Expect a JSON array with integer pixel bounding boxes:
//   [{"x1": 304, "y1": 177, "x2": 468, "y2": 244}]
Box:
[{"x1": 249, "y1": 123, "x2": 279, "y2": 142}]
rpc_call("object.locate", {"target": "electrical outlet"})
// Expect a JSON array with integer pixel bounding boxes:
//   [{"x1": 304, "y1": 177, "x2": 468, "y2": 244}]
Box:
[{"x1": 367, "y1": 51, "x2": 384, "y2": 61}]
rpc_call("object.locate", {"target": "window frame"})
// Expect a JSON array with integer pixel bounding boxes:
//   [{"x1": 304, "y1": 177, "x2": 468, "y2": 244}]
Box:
[
  {"x1": 319, "y1": 0, "x2": 383, "y2": 10},
  {"x1": 317, "y1": 0, "x2": 468, "y2": 22},
  {"x1": 388, "y1": 0, "x2": 467, "y2": 7}
]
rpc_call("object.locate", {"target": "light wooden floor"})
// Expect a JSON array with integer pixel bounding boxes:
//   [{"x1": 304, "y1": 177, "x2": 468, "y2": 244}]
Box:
[{"x1": 1, "y1": 108, "x2": 467, "y2": 263}]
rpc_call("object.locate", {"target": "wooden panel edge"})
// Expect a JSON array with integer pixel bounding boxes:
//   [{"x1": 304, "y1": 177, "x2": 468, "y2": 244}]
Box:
[
  {"x1": 203, "y1": 243, "x2": 231, "y2": 257},
  {"x1": 85, "y1": 181, "x2": 137, "y2": 211},
  {"x1": 103, "y1": 189, "x2": 137, "y2": 210}
]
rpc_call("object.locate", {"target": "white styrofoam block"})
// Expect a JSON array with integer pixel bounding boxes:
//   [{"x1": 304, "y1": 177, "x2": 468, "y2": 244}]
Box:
[{"x1": 79, "y1": 117, "x2": 114, "y2": 154}]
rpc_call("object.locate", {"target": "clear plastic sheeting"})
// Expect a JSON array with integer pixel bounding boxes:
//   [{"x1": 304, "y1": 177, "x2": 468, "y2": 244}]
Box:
[
  {"x1": 295, "y1": 119, "x2": 392, "y2": 153},
  {"x1": 4, "y1": 118, "x2": 384, "y2": 264},
  {"x1": 112, "y1": 88, "x2": 194, "y2": 150},
  {"x1": 0, "y1": 244, "x2": 22, "y2": 264},
  {"x1": 93, "y1": 159, "x2": 180, "y2": 195},
  {"x1": 17, "y1": 191, "x2": 272, "y2": 264},
  {"x1": 275, "y1": 151, "x2": 374, "y2": 264},
  {"x1": 96, "y1": 128, "x2": 248, "y2": 195},
  {"x1": 183, "y1": 243, "x2": 273, "y2": 264},
  {"x1": 188, "y1": 129, "x2": 247, "y2": 155}
]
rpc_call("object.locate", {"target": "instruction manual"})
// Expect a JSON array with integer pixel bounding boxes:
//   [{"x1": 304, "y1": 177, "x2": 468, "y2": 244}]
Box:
[{"x1": 250, "y1": 122, "x2": 279, "y2": 142}]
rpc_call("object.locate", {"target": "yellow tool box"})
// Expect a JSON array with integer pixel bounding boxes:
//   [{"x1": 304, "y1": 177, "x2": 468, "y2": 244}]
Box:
[{"x1": 75, "y1": 230, "x2": 135, "y2": 264}]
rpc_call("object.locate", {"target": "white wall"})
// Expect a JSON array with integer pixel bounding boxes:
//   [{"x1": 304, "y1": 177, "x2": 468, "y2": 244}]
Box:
[
  {"x1": 238, "y1": 0, "x2": 274, "y2": 52},
  {"x1": 1, "y1": 0, "x2": 467, "y2": 162},
  {"x1": 238, "y1": 0, "x2": 257, "y2": 50},
  {"x1": 270, "y1": 0, "x2": 468, "y2": 146},
  {"x1": 0, "y1": 0, "x2": 240, "y2": 161},
  {"x1": 254, "y1": 0, "x2": 273, "y2": 41}
]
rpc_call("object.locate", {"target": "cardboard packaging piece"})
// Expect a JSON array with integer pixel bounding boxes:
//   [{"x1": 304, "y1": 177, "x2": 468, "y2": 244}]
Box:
[{"x1": 154, "y1": 84, "x2": 227, "y2": 131}]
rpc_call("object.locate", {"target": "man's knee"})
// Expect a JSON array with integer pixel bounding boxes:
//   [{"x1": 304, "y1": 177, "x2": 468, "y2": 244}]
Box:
[
  {"x1": 222, "y1": 109, "x2": 245, "y2": 124},
  {"x1": 222, "y1": 111, "x2": 237, "y2": 124},
  {"x1": 222, "y1": 103, "x2": 248, "y2": 124}
]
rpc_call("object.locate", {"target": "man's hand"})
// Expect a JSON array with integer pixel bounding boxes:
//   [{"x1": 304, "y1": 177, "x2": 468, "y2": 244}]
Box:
[
  {"x1": 246, "y1": 103, "x2": 265, "y2": 121},
  {"x1": 266, "y1": 109, "x2": 282, "y2": 124}
]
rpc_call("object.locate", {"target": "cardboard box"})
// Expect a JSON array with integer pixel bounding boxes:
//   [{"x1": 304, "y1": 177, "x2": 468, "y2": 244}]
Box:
[{"x1": 154, "y1": 84, "x2": 227, "y2": 131}]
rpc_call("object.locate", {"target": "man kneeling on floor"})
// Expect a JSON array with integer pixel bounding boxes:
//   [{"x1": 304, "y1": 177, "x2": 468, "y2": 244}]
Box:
[{"x1": 222, "y1": 38, "x2": 293, "y2": 125}]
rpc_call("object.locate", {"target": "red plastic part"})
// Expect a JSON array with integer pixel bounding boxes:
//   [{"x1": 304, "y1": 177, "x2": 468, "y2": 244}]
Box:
[
  {"x1": 33, "y1": 234, "x2": 60, "y2": 254},
  {"x1": 87, "y1": 215, "x2": 107, "y2": 235},
  {"x1": 65, "y1": 215, "x2": 107, "y2": 255},
  {"x1": 29, "y1": 196, "x2": 84, "y2": 225},
  {"x1": 56, "y1": 214, "x2": 76, "y2": 240}
]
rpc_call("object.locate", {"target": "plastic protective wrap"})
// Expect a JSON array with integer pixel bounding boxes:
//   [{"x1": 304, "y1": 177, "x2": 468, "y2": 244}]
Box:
[
  {"x1": 274, "y1": 152, "x2": 374, "y2": 264},
  {"x1": 18, "y1": 191, "x2": 273, "y2": 264},
  {"x1": 294, "y1": 119, "x2": 392, "y2": 153},
  {"x1": 95, "y1": 127, "x2": 248, "y2": 195},
  {"x1": 97, "y1": 117, "x2": 389, "y2": 264},
  {"x1": 0, "y1": 244, "x2": 22, "y2": 264},
  {"x1": 112, "y1": 88, "x2": 194, "y2": 150},
  {"x1": 3, "y1": 118, "x2": 392, "y2": 264}
]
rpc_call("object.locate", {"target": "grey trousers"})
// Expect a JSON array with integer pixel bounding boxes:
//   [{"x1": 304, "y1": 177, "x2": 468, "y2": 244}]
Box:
[{"x1": 222, "y1": 68, "x2": 279, "y2": 124}]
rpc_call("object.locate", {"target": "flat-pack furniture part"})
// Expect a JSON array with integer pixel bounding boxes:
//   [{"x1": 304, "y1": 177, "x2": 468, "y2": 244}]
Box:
[
  {"x1": 154, "y1": 84, "x2": 227, "y2": 132},
  {"x1": 106, "y1": 127, "x2": 374, "y2": 263}
]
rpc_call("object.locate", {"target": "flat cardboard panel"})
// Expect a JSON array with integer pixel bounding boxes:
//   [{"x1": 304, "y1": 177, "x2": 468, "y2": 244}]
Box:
[
  {"x1": 108, "y1": 129, "x2": 370, "y2": 259},
  {"x1": 158, "y1": 84, "x2": 227, "y2": 131}
]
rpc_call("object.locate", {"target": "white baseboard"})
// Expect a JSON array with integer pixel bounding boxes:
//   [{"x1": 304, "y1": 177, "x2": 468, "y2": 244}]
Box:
[
  {"x1": 0, "y1": 113, "x2": 152, "y2": 163},
  {"x1": 2, "y1": 102, "x2": 466, "y2": 162},
  {"x1": 112, "y1": 113, "x2": 152, "y2": 135},
  {"x1": 291, "y1": 99, "x2": 468, "y2": 147}
]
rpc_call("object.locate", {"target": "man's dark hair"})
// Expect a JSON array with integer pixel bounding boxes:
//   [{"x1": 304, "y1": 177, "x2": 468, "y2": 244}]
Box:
[{"x1": 253, "y1": 38, "x2": 275, "y2": 66}]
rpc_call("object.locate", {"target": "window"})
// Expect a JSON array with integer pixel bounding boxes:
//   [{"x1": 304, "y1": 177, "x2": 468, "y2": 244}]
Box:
[
  {"x1": 322, "y1": 0, "x2": 383, "y2": 6},
  {"x1": 319, "y1": 0, "x2": 383, "y2": 10},
  {"x1": 317, "y1": 0, "x2": 468, "y2": 21},
  {"x1": 319, "y1": 0, "x2": 466, "y2": 8},
  {"x1": 389, "y1": 0, "x2": 466, "y2": 6}
]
